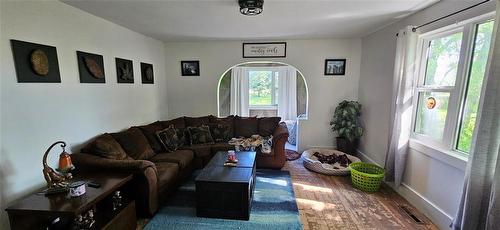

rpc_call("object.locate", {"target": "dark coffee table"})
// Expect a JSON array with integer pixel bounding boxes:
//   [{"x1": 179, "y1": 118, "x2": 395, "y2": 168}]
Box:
[{"x1": 195, "y1": 151, "x2": 256, "y2": 220}]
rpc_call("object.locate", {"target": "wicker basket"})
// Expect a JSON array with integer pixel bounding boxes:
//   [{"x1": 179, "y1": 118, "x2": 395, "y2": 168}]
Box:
[
  {"x1": 301, "y1": 148, "x2": 361, "y2": 176},
  {"x1": 349, "y1": 162, "x2": 385, "y2": 192}
]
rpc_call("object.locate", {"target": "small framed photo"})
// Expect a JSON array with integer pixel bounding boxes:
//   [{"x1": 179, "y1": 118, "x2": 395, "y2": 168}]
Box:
[
  {"x1": 181, "y1": 61, "x2": 200, "y2": 76},
  {"x1": 77, "y1": 51, "x2": 105, "y2": 83},
  {"x1": 115, "y1": 58, "x2": 134, "y2": 83},
  {"x1": 324, "y1": 59, "x2": 346, "y2": 76},
  {"x1": 141, "y1": 62, "x2": 154, "y2": 84}
]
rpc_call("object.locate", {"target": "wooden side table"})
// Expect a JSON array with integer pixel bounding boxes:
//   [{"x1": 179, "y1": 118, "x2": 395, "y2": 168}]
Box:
[{"x1": 5, "y1": 172, "x2": 136, "y2": 230}]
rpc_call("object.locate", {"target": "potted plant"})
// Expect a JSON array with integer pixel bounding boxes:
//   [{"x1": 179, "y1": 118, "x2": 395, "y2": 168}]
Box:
[{"x1": 330, "y1": 100, "x2": 363, "y2": 155}]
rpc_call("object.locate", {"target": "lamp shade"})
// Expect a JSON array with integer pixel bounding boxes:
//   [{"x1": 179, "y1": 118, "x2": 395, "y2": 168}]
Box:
[{"x1": 58, "y1": 151, "x2": 75, "y2": 173}]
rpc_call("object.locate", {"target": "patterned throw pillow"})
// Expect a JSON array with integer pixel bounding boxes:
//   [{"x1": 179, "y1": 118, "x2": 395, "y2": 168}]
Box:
[
  {"x1": 156, "y1": 125, "x2": 183, "y2": 152},
  {"x1": 188, "y1": 125, "x2": 215, "y2": 145},
  {"x1": 209, "y1": 124, "x2": 232, "y2": 142}
]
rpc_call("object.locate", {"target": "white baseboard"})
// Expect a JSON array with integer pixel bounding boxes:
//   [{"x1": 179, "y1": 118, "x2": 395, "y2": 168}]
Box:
[{"x1": 356, "y1": 149, "x2": 453, "y2": 229}]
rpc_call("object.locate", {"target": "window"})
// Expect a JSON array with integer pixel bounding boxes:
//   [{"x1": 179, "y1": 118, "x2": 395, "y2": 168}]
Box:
[
  {"x1": 248, "y1": 68, "x2": 279, "y2": 107},
  {"x1": 413, "y1": 16, "x2": 494, "y2": 155}
]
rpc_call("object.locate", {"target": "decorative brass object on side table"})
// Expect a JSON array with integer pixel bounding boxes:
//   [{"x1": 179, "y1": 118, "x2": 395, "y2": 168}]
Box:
[{"x1": 42, "y1": 141, "x2": 75, "y2": 193}]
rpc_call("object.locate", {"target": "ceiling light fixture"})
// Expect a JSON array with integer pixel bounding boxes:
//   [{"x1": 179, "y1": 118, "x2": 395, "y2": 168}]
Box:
[{"x1": 239, "y1": 0, "x2": 264, "y2": 16}]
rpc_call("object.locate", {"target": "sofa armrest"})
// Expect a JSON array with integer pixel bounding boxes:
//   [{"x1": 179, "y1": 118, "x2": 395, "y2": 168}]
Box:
[
  {"x1": 273, "y1": 122, "x2": 289, "y2": 148},
  {"x1": 72, "y1": 153, "x2": 156, "y2": 174},
  {"x1": 72, "y1": 153, "x2": 159, "y2": 216}
]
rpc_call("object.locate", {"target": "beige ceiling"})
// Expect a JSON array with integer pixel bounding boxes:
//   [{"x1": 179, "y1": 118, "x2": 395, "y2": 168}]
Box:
[{"x1": 62, "y1": 0, "x2": 439, "y2": 42}]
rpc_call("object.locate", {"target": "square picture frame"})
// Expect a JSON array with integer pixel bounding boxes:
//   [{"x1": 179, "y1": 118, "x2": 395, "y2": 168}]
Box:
[
  {"x1": 77, "y1": 51, "x2": 105, "y2": 83},
  {"x1": 141, "y1": 62, "x2": 154, "y2": 84},
  {"x1": 10, "y1": 39, "x2": 61, "y2": 83},
  {"x1": 115, "y1": 58, "x2": 134, "y2": 83},
  {"x1": 324, "y1": 59, "x2": 346, "y2": 76},
  {"x1": 181, "y1": 60, "x2": 200, "y2": 76}
]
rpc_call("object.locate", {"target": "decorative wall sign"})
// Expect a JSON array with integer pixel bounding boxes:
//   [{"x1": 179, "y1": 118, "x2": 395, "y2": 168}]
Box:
[
  {"x1": 115, "y1": 58, "x2": 134, "y2": 83},
  {"x1": 243, "y1": 42, "x2": 286, "y2": 58},
  {"x1": 141, "y1": 62, "x2": 154, "y2": 84},
  {"x1": 11, "y1": 40, "x2": 61, "y2": 83},
  {"x1": 324, "y1": 59, "x2": 346, "y2": 76},
  {"x1": 77, "y1": 51, "x2": 105, "y2": 83},
  {"x1": 181, "y1": 61, "x2": 200, "y2": 76}
]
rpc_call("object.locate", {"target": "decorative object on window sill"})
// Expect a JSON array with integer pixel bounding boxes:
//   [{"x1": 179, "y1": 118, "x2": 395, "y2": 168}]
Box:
[
  {"x1": 77, "y1": 51, "x2": 105, "y2": 83},
  {"x1": 325, "y1": 59, "x2": 346, "y2": 75},
  {"x1": 426, "y1": 97, "x2": 436, "y2": 109},
  {"x1": 42, "y1": 141, "x2": 75, "y2": 192},
  {"x1": 239, "y1": 0, "x2": 263, "y2": 16},
  {"x1": 242, "y1": 42, "x2": 286, "y2": 58},
  {"x1": 10, "y1": 39, "x2": 61, "y2": 83},
  {"x1": 116, "y1": 58, "x2": 134, "y2": 83},
  {"x1": 141, "y1": 62, "x2": 154, "y2": 84},
  {"x1": 330, "y1": 100, "x2": 363, "y2": 155},
  {"x1": 181, "y1": 60, "x2": 200, "y2": 76}
]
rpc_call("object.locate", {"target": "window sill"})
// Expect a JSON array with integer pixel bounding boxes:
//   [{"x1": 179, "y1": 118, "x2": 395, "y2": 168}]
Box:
[{"x1": 408, "y1": 139, "x2": 468, "y2": 171}]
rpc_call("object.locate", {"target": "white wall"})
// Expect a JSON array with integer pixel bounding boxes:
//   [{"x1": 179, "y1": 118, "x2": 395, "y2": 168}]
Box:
[
  {"x1": 0, "y1": 1, "x2": 167, "y2": 228},
  {"x1": 358, "y1": 0, "x2": 496, "y2": 228},
  {"x1": 164, "y1": 39, "x2": 362, "y2": 153}
]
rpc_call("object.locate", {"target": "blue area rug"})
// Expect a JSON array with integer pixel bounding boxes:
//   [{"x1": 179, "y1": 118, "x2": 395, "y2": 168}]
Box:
[{"x1": 145, "y1": 170, "x2": 302, "y2": 230}]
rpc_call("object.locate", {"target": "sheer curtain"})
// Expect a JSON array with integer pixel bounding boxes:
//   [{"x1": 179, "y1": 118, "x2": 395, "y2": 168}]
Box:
[
  {"x1": 384, "y1": 26, "x2": 418, "y2": 186},
  {"x1": 277, "y1": 66, "x2": 297, "y2": 121},
  {"x1": 230, "y1": 67, "x2": 249, "y2": 116},
  {"x1": 453, "y1": 5, "x2": 500, "y2": 229}
]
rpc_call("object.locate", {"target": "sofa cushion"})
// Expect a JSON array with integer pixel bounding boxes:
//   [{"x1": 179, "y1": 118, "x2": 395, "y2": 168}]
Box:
[
  {"x1": 155, "y1": 162, "x2": 179, "y2": 190},
  {"x1": 111, "y1": 128, "x2": 155, "y2": 160},
  {"x1": 210, "y1": 142, "x2": 234, "y2": 155},
  {"x1": 187, "y1": 125, "x2": 215, "y2": 145},
  {"x1": 180, "y1": 144, "x2": 212, "y2": 158},
  {"x1": 158, "y1": 117, "x2": 185, "y2": 129},
  {"x1": 81, "y1": 133, "x2": 128, "y2": 160},
  {"x1": 149, "y1": 150, "x2": 194, "y2": 170},
  {"x1": 258, "y1": 117, "x2": 281, "y2": 137},
  {"x1": 156, "y1": 125, "x2": 183, "y2": 152},
  {"x1": 135, "y1": 122, "x2": 164, "y2": 153},
  {"x1": 234, "y1": 116, "x2": 259, "y2": 137},
  {"x1": 185, "y1": 115, "x2": 211, "y2": 127}
]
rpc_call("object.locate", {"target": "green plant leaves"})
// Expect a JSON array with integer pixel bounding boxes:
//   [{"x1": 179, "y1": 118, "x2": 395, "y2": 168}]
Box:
[{"x1": 330, "y1": 100, "x2": 363, "y2": 141}]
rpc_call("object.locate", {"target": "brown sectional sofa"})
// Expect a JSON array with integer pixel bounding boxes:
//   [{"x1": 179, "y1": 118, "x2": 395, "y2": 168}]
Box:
[{"x1": 72, "y1": 115, "x2": 289, "y2": 217}]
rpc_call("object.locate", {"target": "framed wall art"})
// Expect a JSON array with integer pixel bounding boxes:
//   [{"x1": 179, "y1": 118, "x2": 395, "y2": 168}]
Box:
[
  {"x1": 77, "y1": 51, "x2": 105, "y2": 83},
  {"x1": 324, "y1": 59, "x2": 346, "y2": 76},
  {"x1": 243, "y1": 42, "x2": 286, "y2": 58},
  {"x1": 141, "y1": 62, "x2": 154, "y2": 84},
  {"x1": 10, "y1": 39, "x2": 61, "y2": 83},
  {"x1": 181, "y1": 61, "x2": 200, "y2": 76},
  {"x1": 115, "y1": 58, "x2": 134, "y2": 83}
]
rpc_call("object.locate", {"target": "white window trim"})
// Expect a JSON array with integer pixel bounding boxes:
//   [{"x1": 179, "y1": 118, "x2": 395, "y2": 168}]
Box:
[
  {"x1": 247, "y1": 67, "x2": 280, "y2": 108},
  {"x1": 410, "y1": 12, "x2": 495, "y2": 163}
]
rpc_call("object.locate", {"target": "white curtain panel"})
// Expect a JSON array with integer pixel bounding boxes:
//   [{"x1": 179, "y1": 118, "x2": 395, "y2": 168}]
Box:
[
  {"x1": 278, "y1": 66, "x2": 297, "y2": 121},
  {"x1": 384, "y1": 26, "x2": 418, "y2": 186},
  {"x1": 230, "y1": 67, "x2": 249, "y2": 116},
  {"x1": 453, "y1": 4, "x2": 500, "y2": 229}
]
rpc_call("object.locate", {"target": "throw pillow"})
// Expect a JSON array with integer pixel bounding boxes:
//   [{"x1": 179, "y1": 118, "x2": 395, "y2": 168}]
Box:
[
  {"x1": 111, "y1": 128, "x2": 156, "y2": 160},
  {"x1": 135, "y1": 121, "x2": 164, "y2": 153},
  {"x1": 156, "y1": 125, "x2": 183, "y2": 152},
  {"x1": 209, "y1": 123, "x2": 232, "y2": 142},
  {"x1": 258, "y1": 117, "x2": 281, "y2": 137},
  {"x1": 209, "y1": 115, "x2": 234, "y2": 137},
  {"x1": 81, "y1": 133, "x2": 128, "y2": 160},
  {"x1": 188, "y1": 125, "x2": 215, "y2": 145},
  {"x1": 234, "y1": 116, "x2": 259, "y2": 137}
]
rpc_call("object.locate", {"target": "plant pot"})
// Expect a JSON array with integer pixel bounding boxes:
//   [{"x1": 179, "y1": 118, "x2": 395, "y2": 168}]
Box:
[{"x1": 336, "y1": 137, "x2": 359, "y2": 155}]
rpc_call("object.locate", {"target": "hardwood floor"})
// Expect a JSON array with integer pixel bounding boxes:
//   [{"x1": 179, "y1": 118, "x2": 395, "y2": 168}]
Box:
[{"x1": 284, "y1": 159, "x2": 439, "y2": 230}]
